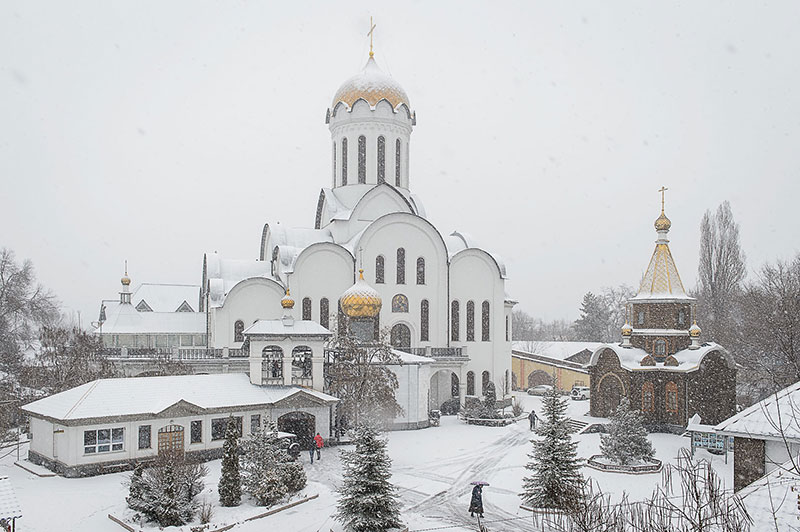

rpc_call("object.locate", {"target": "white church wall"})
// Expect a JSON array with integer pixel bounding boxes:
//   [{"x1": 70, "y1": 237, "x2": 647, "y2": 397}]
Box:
[
  {"x1": 211, "y1": 278, "x2": 284, "y2": 347},
  {"x1": 390, "y1": 362, "x2": 431, "y2": 429},
  {"x1": 291, "y1": 243, "x2": 354, "y2": 324}
]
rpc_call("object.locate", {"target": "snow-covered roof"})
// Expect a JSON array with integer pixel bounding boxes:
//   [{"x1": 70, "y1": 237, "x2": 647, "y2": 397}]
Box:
[
  {"x1": 392, "y1": 349, "x2": 435, "y2": 365},
  {"x1": 205, "y1": 252, "x2": 275, "y2": 308},
  {"x1": 446, "y1": 231, "x2": 508, "y2": 278},
  {"x1": 100, "y1": 302, "x2": 206, "y2": 334},
  {"x1": 632, "y1": 237, "x2": 691, "y2": 301},
  {"x1": 512, "y1": 341, "x2": 604, "y2": 362},
  {"x1": 0, "y1": 477, "x2": 22, "y2": 522},
  {"x1": 132, "y1": 283, "x2": 200, "y2": 312},
  {"x1": 22, "y1": 373, "x2": 338, "y2": 423},
  {"x1": 738, "y1": 460, "x2": 800, "y2": 529},
  {"x1": 332, "y1": 56, "x2": 410, "y2": 110},
  {"x1": 243, "y1": 319, "x2": 332, "y2": 337},
  {"x1": 715, "y1": 380, "x2": 800, "y2": 442},
  {"x1": 587, "y1": 342, "x2": 731, "y2": 373}
]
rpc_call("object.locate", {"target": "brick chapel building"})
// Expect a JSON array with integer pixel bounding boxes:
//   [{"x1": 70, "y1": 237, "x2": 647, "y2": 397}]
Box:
[{"x1": 587, "y1": 202, "x2": 736, "y2": 431}]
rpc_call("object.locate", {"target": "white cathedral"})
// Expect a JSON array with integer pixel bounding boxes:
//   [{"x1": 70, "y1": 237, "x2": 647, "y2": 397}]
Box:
[{"x1": 96, "y1": 48, "x2": 515, "y2": 431}]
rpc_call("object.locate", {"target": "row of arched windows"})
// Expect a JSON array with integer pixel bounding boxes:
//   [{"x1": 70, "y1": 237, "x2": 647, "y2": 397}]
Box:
[
  {"x1": 641, "y1": 381, "x2": 678, "y2": 413},
  {"x1": 260, "y1": 345, "x2": 312, "y2": 381},
  {"x1": 300, "y1": 297, "x2": 330, "y2": 329},
  {"x1": 451, "y1": 300, "x2": 490, "y2": 342},
  {"x1": 375, "y1": 251, "x2": 425, "y2": 285},
  {"x1": 333, "y1": 136, "x2": 403, "y2": 187},
  {"x1": 465, "y1": 370, "x2": 491, "y2": 396}
]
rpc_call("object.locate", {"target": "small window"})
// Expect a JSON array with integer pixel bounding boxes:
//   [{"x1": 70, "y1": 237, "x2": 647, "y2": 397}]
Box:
[
  {"x1": 655, "y1": 339, "x2": 667, "y2": 356},
  {"x1": 302, "y1": 298, "x2": 312, "y2": 320},
  {"x1": 466, "y1": 301, "x2": 475, "y2": 341},
  {"x1": 482, "y1": 371, "x2": 490, "y2": 395},
  {"x1": 212, "y1": 417, "x2": 242, "y2": 441},
  {"x1": 466, "y1": 371, "x2": 475, "y2": 395},
  {"x1": 451, "y1": 301, "x2": 460, "y2": 342},
  {"x1": 396, "y1": 248, "x2": 405, "y2": 284},
  {"x1": 420, "y1": 300, "x2": 430, "y2": 342},
  {"x1": 482, "y1": 301, "x2": 490, "y2": 341},
  {"x1": 251, "y1": 414, "x2": 261, "y2": 435},
  {"x1": 377, "y1": 135, "x2": 386, "y2": 183},
  {"x1": 358, "y1": 135, "x2": 366, "y2": 183},
  {"x1": 376, "y1": 256, "x2": 385, "y2": 284},
  {"x1": 642, "y1": 382, "x2": 654, "y2": 412},
  {"x1": 234, "y1": 320, "x2": 244, "y2": 343},
  {"x1": 392, "y1": 294, "x2": 409, "y2": 313},
  {"x1": 416, "y1": 257, "x2": 425, "y2": 285},
  {"x1": 190, "y1": 420, "x2": 202, "y2": 444},
  {"x1": 666, "y1": 382, "x2": 678, "y2": 413},
  {"x1": 341, "y1": 138, "x2": 348, "y2": 185},
  {"x1": 395, "y1": 139, "x2": 401, "y2": 186},
  {"x1": 638, "y1": 311, "x2": 645, "y2": 325},
  {"x1": 505, "y1": 316, "x2": 509, "y2": 341},
  {"x1": 138, "y1": 425, "x2": 151, "y2": 450},
  {"x1": 320, "y1": 298, "x2": 330, "y2": 329},
  {"x1": 678, "y1": 310, "x2": 685, "y2": 325}
]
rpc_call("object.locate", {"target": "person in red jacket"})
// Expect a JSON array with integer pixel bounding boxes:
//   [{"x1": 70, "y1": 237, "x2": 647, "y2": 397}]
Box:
[{"x1": 313, "y1": 432, "x2": 324, "y2": 460}]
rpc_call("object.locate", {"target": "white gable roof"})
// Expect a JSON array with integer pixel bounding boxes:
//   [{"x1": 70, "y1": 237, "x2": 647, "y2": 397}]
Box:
[
  {"x1": 715, "y1": 380, "x2": 800, "y2": 442},
  {"x1": 132, "y1": 283, "x2": 200, "y2": 312},
  {"x1": 22, "y1": 373, "x2": 337, "y2": 422},
  {"x1": 243, "y1": 319, "x2": 332, "y2": 337},
  {"x1": 100, "y1": 302, "x2": 206, "y2": 334},
  {"x1": 512, "y1": 341, "x2": 604, "y2": 361}
]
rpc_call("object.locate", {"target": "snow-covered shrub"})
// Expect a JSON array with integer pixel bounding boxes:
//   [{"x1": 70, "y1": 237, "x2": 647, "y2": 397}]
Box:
[
  {"x1": 218, "y1": 416, "x2": 241, "y2": 506},
  {"x1": 599, "y1": 397, "x2": 655, "y2": 466},
  {"x1": 511, "y1": 397, "x2": 524, "y2": 417},
  {"x1": 440, "y1": 398, "x2": 461, "y2": 415},
  {"x1": 521, "y1": 385, "x2": 584, "y2": 509},
  {"x1": 336, "y1": 425, "x2": 402, "y2": 532},
  {"x1": 241, "y1": 425, "x2": 306, "y2": 507}
]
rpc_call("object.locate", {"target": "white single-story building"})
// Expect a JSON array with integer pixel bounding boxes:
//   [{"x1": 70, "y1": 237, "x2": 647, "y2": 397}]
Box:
[{"x1": 21, "y1": 373, "x2": 338, "y2": 477}]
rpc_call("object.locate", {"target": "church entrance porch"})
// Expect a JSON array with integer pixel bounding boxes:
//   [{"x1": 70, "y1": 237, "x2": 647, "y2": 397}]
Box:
[
  {"x1": 595, "y1": 373, "x2": 625, "y2": 417},
  {"x1": 429, "y1": 369, "x2": 461, "y2": 413},
  {"x1": 278, "y1": 412, "x2": 316, "y2": 448},
  {"x1": 158, "y1": 424, "x2": 185, "y2": 456}
]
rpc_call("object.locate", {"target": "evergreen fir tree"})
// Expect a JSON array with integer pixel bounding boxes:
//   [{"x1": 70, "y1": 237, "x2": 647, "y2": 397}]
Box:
[
  {"x1": 573, "y1": 292, "x2": 611, "y2": 341},
  {"x1": 521, "y1": 384, "x2": 584, "y2": 509},
  {"x1": 219, "y1": 416, "x2": 242, "y2": 506},
  {"x1": 599, "y1": 397, "x2": 655, "y2": 465},
  {"x1": 241, "y1": 423, "x2": 306, "y2": 506},
  {"x1": 336, "y1": 425, "x2": 402, "y2": 532},
  {"x1": 126, "y1": 463, "x2": 145, "y2": 512},
  {"x1": 155, "y1": 458, "x2": 184, "y2": 527}
]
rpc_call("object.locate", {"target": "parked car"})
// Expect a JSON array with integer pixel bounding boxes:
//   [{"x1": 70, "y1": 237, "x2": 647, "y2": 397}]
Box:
[
  {"x1": 571, "y1": 386, "x2": 591, "y2": 400},
  {"x1": 527, "y1": 385, "x2": 554, "y2": 396}
]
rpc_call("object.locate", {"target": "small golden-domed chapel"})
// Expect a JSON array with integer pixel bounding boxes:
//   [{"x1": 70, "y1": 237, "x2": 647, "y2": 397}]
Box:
[{"x1": 587, "y1": 193, "x2": 736, "y2": 429}]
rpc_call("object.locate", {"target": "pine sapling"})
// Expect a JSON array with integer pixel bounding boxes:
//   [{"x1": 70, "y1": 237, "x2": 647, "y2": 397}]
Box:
[
  {"x1": 219, "y1": 416, "x2": 242, "y2": 506},
  {"x1": 600, "y1": 397, "x2": 655, "y2": 466}
]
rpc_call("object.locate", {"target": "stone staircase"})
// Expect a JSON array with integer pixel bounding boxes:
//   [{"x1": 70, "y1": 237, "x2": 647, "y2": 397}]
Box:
[{"x1": 567, "y1": 418, "x2": 589, "y2": 434}]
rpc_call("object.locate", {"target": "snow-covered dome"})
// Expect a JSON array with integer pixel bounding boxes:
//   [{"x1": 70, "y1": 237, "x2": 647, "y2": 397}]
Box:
[
  {"x1": 332, "y1": 57, "x2": 410, "y2": 110},
  {"x1": 340, "y1": 269, "x2": 382, "y2": 318}
]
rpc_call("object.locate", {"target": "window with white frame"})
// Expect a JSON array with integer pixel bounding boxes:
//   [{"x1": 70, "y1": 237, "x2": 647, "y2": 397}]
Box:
[
  {"x1": 138, "y1": 425, "x2": 151, "y2": 450},
  {"x1": 84, "y1": 427, "x2": 124, "y2": 454}
]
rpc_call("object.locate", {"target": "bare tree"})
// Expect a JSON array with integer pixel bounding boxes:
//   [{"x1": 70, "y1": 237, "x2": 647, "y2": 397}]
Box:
[
  {"x1": 696, "y1": 201, "x2": 747, "y2": 346},
  {"x1": 33, "y1": 325, "x2": 118, "y2": 394}
]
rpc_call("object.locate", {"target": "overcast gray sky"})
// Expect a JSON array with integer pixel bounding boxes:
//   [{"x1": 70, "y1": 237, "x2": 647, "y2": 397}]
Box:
[{"x1": 2, "y1": 1, "x2": 799, "y2": 325}]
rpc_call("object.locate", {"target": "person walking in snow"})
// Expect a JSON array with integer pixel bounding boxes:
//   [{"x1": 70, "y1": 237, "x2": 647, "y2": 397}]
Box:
[
  {"x1": 314, "y1": 432, "x2": 324, "y2": 460},
  {"x1": 528, "y1": 410, "x2": 538, "y2": 431},
  {"x1": 469, "y1": 484, "x2": 484, "y2": 518}
]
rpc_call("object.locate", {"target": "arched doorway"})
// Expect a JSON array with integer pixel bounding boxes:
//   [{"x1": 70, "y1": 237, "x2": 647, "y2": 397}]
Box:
[
  {"x1": 278, "y1": 412, "x2": 316, "y2": 449},
  {"x1": 158, "y1": 425, "x2": 184, "y2": 456},
  {"x1": 390, "y1": 323, "x2": 411, "y2": 349},
  {"x1": 429, "y1": 369, "x2": 460, "y2": 411},
  {"x1": 527, "y1": 370, "x2": 551, "y2": 388},
  {"x1": 596, "y1": 373, "x2": 624, "y2": 417}
]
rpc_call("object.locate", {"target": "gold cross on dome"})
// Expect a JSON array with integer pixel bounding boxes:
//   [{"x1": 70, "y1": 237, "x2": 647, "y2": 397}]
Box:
[
  {"x1": 367, "y1": 16, "x2": 377, "y2": 58},
  {"x1": 658, "y1": 186, "x2": 668, "y2": 212}
]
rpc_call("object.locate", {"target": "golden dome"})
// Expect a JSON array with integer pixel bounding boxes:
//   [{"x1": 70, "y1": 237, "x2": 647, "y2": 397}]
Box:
[
  {"x1": 621, "y1": 322, "x2": 633, "y2": 337},
  {"x1": 689, "y1": 321, "x2": 702, "y2": 338},
  {"x1": 332, "y1": 57, "x2": 410, "y2": 110},
  {"x1": 121, "y1": 275, "x2": 131, "y2": 286},
  {"x1": 340, "y1": 269, "x2": 382, "y2": 318},
  {"x1": 281, "y1": 288, "x2": 295, "y2": 309},
  {"x1": 654, "y1": 210, "x2": 672, "y2": 231}
]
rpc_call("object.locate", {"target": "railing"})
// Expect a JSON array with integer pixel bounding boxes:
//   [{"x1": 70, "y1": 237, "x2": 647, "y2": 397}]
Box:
[
  {"x1": 261, "y1": 376, "x2": 284, "y2": 385},
  {"x1": 176, "y1": 348, "x2": 223, "y2": 359},
  {"x1": 586, "y1": 455, "x2": 662, "y2": 474},
  {"x1": 291, "y1": 377, "x2": 313, "y2": 387},
  {"x1": 229, "y1": 348, "x2": 247, "y2": 358},
  {"x1": 405, "y1": 347, "x2": 465, "y2": 358}
]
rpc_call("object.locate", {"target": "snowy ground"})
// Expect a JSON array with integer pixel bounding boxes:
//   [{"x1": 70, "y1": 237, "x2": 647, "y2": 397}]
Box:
[{"x1": 2, "y1": 392, "x2": 734, "y2": 532}]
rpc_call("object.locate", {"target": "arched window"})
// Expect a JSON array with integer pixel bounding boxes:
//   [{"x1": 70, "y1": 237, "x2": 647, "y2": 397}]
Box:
[
  {"x1": 466, "y1": 371, "x2": 475, "y2": 395},
  {"x1": 451, "y1": 373, "x2": 460, "y2": 397},
  {"x1": 376, "y1": 256, "x2": 385, "y2": 284},
  {"x1": 271, "y1": 246, "x2": 279, "y2": 276},
  {"x1": 358, "y1": 135, "x2": 366, "y2": 183},
  {"x1": 390, "y1": 323, "x2": 411, "y2": 349},
  {"x1": 262, "y1": 346, "x2": 283, "y2": 380},
  {"x1": 291, "y1": 346, "x2": 313, "y2": 382},
  {"x1": 396, "y1": 248, "x2": 405, "y2": 284},
  {"x1": 337, "y1": 301, "x2": 347, "y2": 337},
  {"x1": 320, "y1": 298, "x2": 329, "y2": 329},
  {"x1": 666, "y1": 381, "x2": 678, "y2": 413},
  {"x1": 416, "y1": 257, "x2": 425, "y2": 285},
  {"x1": 482, "y1": 371, "x2": 490, "y2": 395},
  {"x1": 638, "y1": 310, "x2": 645, "y2": 325},
  {"x1": 451, "y1": 301, "x2": 460, "y2": 341},
  {"x1": 678, "y1": 310, "x2": 685, "y2": 325},
  {"x1": 642, "y1": 382, "x2": 654, "y2": 412},
  {"x1": 482, "y1": 301, "x2": 490, "y2": 341},
  {"x1": 234, "y1": 320, "x2": 244, "y2": 343},
  {"x1": 302, "y1": 297, "x2": 312, "y2": 320},
  {"x1": 395, "y1": 138, "x2": 401, "y2": 186},
  {"x1": 341, "y1": 138, "x2": 348, "y2": 185},
  {"x1": 392, "y1": 294, "x2": 409, "y2": 313},
  {"x1": 505, "y1": 316, "x2": 509, "y2": 341},
  {"x1": 466, "y1": 301, "x2": 475, "y2": 341},
  {"x1": 377, "y1": 135, "x2": 385, "y2": 183},
  {"x1": 420, "y1": 299, "x2": 429, "y2": 342},
  {"x1": 655, "y1": 339, "x2": 667, "y2": 357}
]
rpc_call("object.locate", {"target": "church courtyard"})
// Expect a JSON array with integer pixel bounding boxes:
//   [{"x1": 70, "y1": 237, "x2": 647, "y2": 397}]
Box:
[{"x1": 3, "y1": 392, "x2": 734, "y2": 532}]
